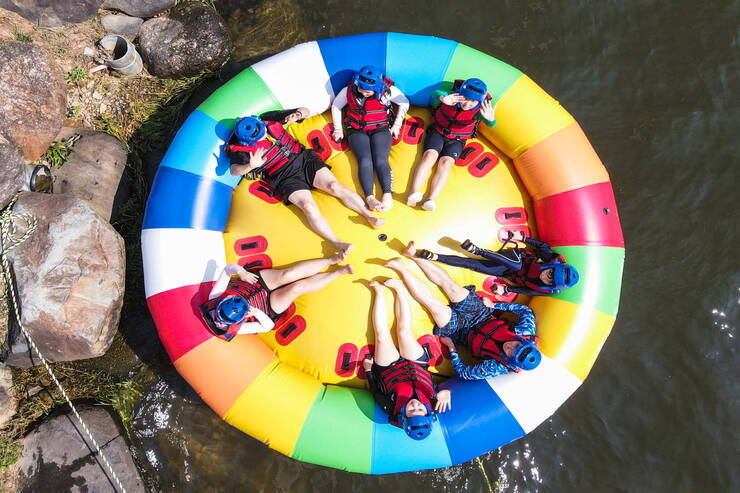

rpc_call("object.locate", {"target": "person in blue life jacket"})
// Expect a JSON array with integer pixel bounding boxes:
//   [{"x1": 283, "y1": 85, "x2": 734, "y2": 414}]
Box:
[
  {"x1": 331, "y1": 66, "x2": 410, "y2": 212},
  {"x1": 383, "y1": 241, "x2": 541, "y2": 380},
  {"x1": 364, "y1": 278, "x2": 452, "y2": 440},
  {"x1": 200, "y1": 251, "x2": 352, "y2": 341},
  {"x1": 227, "y1": 112, "x2": 385, "y2": 256},
  {"x1": 413, "y1": 230, "x2": 579, "y2": 296},
  {"x1": 406, "y1": 78, "x2": 497, "y2": 212}
]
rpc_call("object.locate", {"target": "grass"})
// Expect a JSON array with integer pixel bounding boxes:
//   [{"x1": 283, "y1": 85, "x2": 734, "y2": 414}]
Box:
[
  {"x1": 65, "y1": 66, "x2": 88, "y2": 83},
  {"x1": 40, "y1": 135, "x2": 80, "y2": 167},
  {"x1": 12, "y1": 26, "x2": 32, "y2": 42},
  {"x1": 67, "y1": 105, "x2": 81, "y2": 119},
  {"x1": 99, "y1": 380, "x2": 142, "y2": 436}
]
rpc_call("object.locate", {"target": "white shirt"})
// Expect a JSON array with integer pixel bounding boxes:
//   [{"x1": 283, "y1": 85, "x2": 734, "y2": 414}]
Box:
[
  {"x1": 208, "y1": 264, "x2": 275, "y2": 335},
  {"x1": 331, "y1": 85, "x2": 410, "y2": 133}
]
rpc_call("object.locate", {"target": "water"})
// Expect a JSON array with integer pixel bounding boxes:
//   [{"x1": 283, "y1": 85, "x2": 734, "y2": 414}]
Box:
[{"x1": 128, "y1": 0, "x2": 740, "y2": 490}]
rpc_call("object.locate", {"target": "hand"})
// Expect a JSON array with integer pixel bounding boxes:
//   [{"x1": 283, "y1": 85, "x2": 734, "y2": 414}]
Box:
[
  {"x1": 439, "y1": 336, "x2": 456, "y2": 352},
  {"x1": 510, "y1": 230, "x2": 525, "y2": 242},
  {"x1": 480, "y1": 99, "x2": 496, "y2": 121},
  {"x1": 363, "y1": 355, "x2": 374, "y2": 371},
  {"x1": 440, "y1": 93, "x2": 465, "y2": 106},
  {"x1": 332, "y1": 127, "x2": 344, "y2": 142},
  {"x1": 237, "y1": 268, "x2": 259, "y2": 284},
  {"x1": 284, "y1": 107, "x2": 309, "y2": 124},
  {"x1": 245, "y1": 306, "x2": 256, "y2": 318},
  {"x1": 390, "y1": 125, "x2": 401, "y2": 139},
  {"x1": 248, "y1": 147, "x2": 266, "y2": 171},
  {"x1": 492, "y1": 284, "x2": 507, "y2": 296},
  {"x1": 434, "y1": 389, "x2": 451, "y2": 413}
]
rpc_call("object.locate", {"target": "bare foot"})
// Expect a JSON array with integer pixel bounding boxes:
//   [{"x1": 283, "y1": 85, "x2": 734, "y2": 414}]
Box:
[
  {"x1": 369, "y1": 280, "x2": 383, "y2": 290},
  {"x1": 366, "y1": 196, "x2": 383, "y2": 212},
  {"x1": 330, "y1": 250, "x2": 347, "y2": 264},
  {"x1": 334, "y1": 242, "x2": 353, "y2": 256},
  {"x1": 367, "y1": 216, "x2": 387, "y2": 229},
  {"x1": 383, "y1": 278, "x2": 403, "y2": 289},
  {"x1": 381, "y1": 193, "x2": 393, "y2": 211},
  {"x1": 338, "y1": 264, "x2": 354, "y2": 275},
  {"x1": 383, "y1": 258, "x2": 405, "y2": 271},
  {"x1": 402, "y1": 241, "x2": 417, "y2": 257}
]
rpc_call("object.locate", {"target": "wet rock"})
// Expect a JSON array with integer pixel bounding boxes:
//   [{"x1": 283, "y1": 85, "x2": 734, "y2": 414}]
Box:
[
  {"x1": 11, "y1": 407, "x2": 145, "y2": 492},
  {"x1": 0, "y1": 362, "x2": 16, "y2": 428},
  {"x1": 1, "y1": 0, "x2": 103, "y2": 28},
  {"x1": 102, "y1": 0, "x2": 175, "y2": 18},
  {"x1": 0, "y1": 133, "x2": 26, "y2": 208},
  {"x1": 2, "y1": 193, "x2": 125, "y2": 368},
  {"x1": 101, "y1": 13, "x2": 144, "y2": 37},
  {"x1": 0, "y1": 42, "x2": 66, "y2": 162},
  {"x1": 51, "y1": 129, "x2": 130, "y2": 222},
  {"x1": 138, "y1": 2, "x2": 232, "y2": 79}
]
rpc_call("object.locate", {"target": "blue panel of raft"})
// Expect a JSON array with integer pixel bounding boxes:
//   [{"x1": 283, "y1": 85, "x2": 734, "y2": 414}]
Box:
[{"x1": 318, "y1": 32, "x2": 388, "y2": 96}]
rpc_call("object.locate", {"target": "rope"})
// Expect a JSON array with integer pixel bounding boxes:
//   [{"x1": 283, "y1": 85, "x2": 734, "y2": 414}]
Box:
[
  {"x1": 0, "y1": 194, "x2": 127, "y2": 493},
  {"x1": 476, "y1": 456, "x2": 495, "y2": 493}
]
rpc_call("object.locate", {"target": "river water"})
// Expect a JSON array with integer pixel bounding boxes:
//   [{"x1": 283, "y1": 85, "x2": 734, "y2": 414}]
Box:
[{"x1": 127, "y1": 0, "x2": 739, "y2": 491}]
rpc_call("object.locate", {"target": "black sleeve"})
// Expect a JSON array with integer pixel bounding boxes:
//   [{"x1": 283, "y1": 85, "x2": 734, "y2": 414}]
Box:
[
  {"x1": 523, "y1": 237, "x2": 558, "y2": 262},
  {"x1": 260, "y1": 109, "x2": 298, "y2": 124},
  {"x1": 505, "y1": 285, "x2": 544, "y2": 296},
  {"x1": 366, "y1": 370, "x2": 394, "y2": 415},
  {"x1": 225, "y1": 135, "x2": 251, "y2": 165}
]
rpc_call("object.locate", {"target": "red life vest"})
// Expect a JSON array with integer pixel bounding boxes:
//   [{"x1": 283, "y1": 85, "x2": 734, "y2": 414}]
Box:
[
  {"x1": 343, "y1": 77, "x2": 394, "y2": 131},
  {"x1": 227, "y1": 121, "x2": 302, "y2": 177},
  {"x1": 509, "y1": 251, "x2": 567, "y2": 294},
  {"x1": 466, "y1": 318, "x2": 538, "y2": 372},
  {"x1": 199, "y1": 277, "x2": 271, "y2": 341},
  {"x1": 431, "y1": 79, "x2": 492, "y2": 140},
  {"x1": 378, "y1": 360, "x2": 435, "y2": 427}
]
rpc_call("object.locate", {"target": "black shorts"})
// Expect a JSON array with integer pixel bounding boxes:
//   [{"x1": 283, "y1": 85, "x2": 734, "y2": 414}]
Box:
[
  {"x1": 252, "y1": 270, "x2": 282, "y2": 320},
  {"x1": 268, "y1": 149, "x2": 331, "y2": 204},
  {"x1": 371, "y1": 353, "x2": 430, "y2": 373},
  {"x1": 423, "y1": 129, "x2": 465, "y2": 159}
]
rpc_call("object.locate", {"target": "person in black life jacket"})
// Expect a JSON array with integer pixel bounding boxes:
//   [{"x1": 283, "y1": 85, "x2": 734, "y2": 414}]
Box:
[
  {"x1": 414, "y1": 231, "x2": 579, "y2": 296},
  {"x1": 331, "y1": 66, "x2": 410, "y2": 212},
  {"x1": 200, "y1": 252, "x2": 352, "y2": 340},
  {"x1": 364, "y1": 279, "x2": 451, "y2": 440},
  {"x1": 407, "y1": 78, "x2": 497, "y2": 212},
  {"x1": 227, "y1": 114, "x2": 385, "y2": 256}
]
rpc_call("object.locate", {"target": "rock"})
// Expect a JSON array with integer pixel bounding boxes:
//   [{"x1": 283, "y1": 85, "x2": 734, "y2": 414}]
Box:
[
  {"x1": 0, "y1": 362, "x2": 16, "y2": 428},
  {"x1": 102, "y1": 0, "x2": 175, "y2": 18},
  {"x1": 138, "y1": 2, "x2": 232, "y2": 79},
  {"x1": 2, "y1": 193, "x2": 125, "y2": 368},
  {"x1": 83, "y1": 47, "x2": 96, "y2": 57},
  {"x1": 0, "y1": 0, "x2": 103, "y2": 28},
  {"x1": 0, "y1": 7, "x2": 33, "y2": 42},
  {"x1": 0, "y1": 42, "x2": 66, "y2": 163},
  {"x1": 51, "y1": 128, "x2": 130, "y2": 222},
  {"x1": 11, "y1": 407, "x2": 145, "y2": 492},
  {"x1": 0, "y1": 133, "x2": 26, "y2": 208},
  {"x1": 101, "y1": 13, "x2": 144, "y2": 37}
]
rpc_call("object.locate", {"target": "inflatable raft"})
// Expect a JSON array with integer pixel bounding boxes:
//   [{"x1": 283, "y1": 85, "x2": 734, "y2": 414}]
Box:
[{"x1": 142, "y1": 32, "x2": 624, "y2": 474}]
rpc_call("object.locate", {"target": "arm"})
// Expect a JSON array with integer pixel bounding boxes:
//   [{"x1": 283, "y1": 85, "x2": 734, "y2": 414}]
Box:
[
  {"x1": 493, "y1": 302, "x2": 536, "y2": 337},
  {"x1": 235, "y1": 307, "x2": 275, "y2": 335},
  {"x1": 208, "y1": 264, "x2": 245, "y2": 300},
  {"x1": 387, "y1": 86, "x2": 410, "y2": 130},
  {"x1": 522, "y1": 237, "x2": 560, "y2": 262},
  {"x1": 331, "y1": 86, "x2": 348, "y2": 130},
  {"x1": 449, "y1": 350, "x2": 510, "y2": 380},
  {"x1": 366, "y1": 366, "x2": 394, "y2": 415},
  {"x1": 260, "y1": 109, "x2": 298, "y2": 124},
  {"x1": 503, "y1": 285, "x2": 546, "y2": 297},
  {"x1": 477, "y1": 99, "x2": 497, "y2": 127},
  {"x1": 429, "y1": 89, "x2": 451, "y2": 108}
]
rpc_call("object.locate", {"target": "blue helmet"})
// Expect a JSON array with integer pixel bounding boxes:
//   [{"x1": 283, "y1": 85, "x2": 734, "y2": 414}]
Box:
[
  {"x1": 458, "y1": 78, "x2": 487, "y2": 102},
  {"x1": 353, "y1": 65, "x2": 386, "y2": 96},
  {"x1": 548, "y1": 263, "x2": 579, "y2": 290},
  {"x1": 216, "y1": 296, "x2": 250, "y2": 325},
  {"x1": 508, "y1": 339, "x2": 542, "y2": 371},
  {"x1": 234, "y1": 116, "x2": 266, "y2": 146},
  {"x1": 398, "y1": 404, "x2": 436, "y2": 440}
]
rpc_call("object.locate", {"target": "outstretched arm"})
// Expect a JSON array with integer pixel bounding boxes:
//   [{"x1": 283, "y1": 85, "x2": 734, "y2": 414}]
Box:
[
  {"x1": 493, "y1": 302, "x2": 536, "y2": 337},
  {"x1": 330, "y1": 87, "x2": 348, "y2": 141},
  {"x1": 235, "y1": 307, "x2": 275, "y2": 335},
  {"x1": 522, "y1": 237, "x2": 562, "y2": 262},
  {"x1": 449, "y1": 351, "x2": 509, "y2": 380}
]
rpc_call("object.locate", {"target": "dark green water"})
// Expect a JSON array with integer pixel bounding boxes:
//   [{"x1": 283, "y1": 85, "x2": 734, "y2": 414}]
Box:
[{"x1": 128, "y1": 1, "x2": 739, "y2": 490}]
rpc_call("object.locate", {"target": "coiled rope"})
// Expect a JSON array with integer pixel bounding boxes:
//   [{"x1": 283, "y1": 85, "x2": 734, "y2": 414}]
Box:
[{"x1": 0, "y1": 194, "x2": 127, "y2": 493}]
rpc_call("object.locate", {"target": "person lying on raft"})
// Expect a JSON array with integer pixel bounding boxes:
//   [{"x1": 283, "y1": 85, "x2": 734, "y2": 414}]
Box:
[
  {"x1": 384, "y1": 242, "x2": 541, "y2": 380},
  {"x1": 330, "y1": 65, "x2": 409, "y2": 212},
  {"x1": 227, "y1": 113, "x2": 385, "y2": 255},
  {"x1": 364, "y1": 279, "x2": 451, "y2": 440},
  {"x1": 200, "y1": 253, "x2": 352, "y2": 341},
  {"x1": 406, "y1": 78, "x2": 496, "y2": 211},
  {"x1": 414, "y1": 231, "x2": 579, "y2": 296}
]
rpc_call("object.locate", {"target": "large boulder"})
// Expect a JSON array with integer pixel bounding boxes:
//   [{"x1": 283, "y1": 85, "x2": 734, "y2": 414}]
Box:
[
  {"x1": 0, "y1": 133, "x2": 26, "y2": 208},
  {"x1": 2, "y1": 193, "x2": 125, "y2": 368},
  {"x1": 102, "y1": 0, "x2": 175, "y2": 18},
  {"x1": 0, "y1": 362, "x2": 15, "y2": 429},
  {"x1": 101, "y1": 13, "x2": 144, "y2": 37},
  {"x1": 0, "y1": 7, "x2": 33, "y2": 42},
  {"x1": 10, "y1": 407, "x2": 145, "y2": 492},
  {"x1": 0, "y1": 0, "x2": 103, "y2": 28},
  {"x1": 0, "y1": 42, "x2": 66, "y2": 162},
  {"x1": 51, "y1": 128, "x2": 130, "y2": 222},
  {"x1": 137, "y1": 2, "x2": 232, "y2": 79}
]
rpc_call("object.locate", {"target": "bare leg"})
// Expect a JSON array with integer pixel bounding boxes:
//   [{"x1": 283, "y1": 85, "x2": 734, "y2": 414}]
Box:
[
  {"x1": 426, "y1": 156, "x2": 456, "y2": 201},
  {"x1": 312, "y1": 168, "x2": 386, "y2": 229},
  {"x1": 260, "y1": 251, "x2": 346, "y2": 290},
  {"x1": 369, "y1": 281, "x2": 401, "y2": 366},
  {"x1": 385, "y1": 278, "x2": 425, "y2": 361},
  {"x1": 402, "y1": 241, "x2": 469, "y2": 302},
  {"x1": 287, "y1": 189, "x2": 352, "y2": 255},
  {"x1": 384, "y1": 258, "x2": 452, "y2": 328},
  {"x1": 269, "y1": 265, "x2": 353, "y2": 315},
  {"x1": 408, "y1": 149, "x2": 440, "y2": 199}
]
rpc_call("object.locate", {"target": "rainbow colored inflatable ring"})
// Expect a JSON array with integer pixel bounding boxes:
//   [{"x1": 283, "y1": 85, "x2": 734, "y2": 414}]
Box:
[{"x1": 142, "y1": 32, "x2": 624, "y2": 474}]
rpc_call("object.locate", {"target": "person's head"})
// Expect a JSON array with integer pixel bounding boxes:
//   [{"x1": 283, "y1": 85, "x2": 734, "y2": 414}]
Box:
[
  {"x1": 539, "y1": 263, "x2": 579, "y2": 290},
  {"x1": 353, "y1": 65, "x2": 386, "y2": 98},
  {"x1": 457, "y1": 78, "x2": 487, "y2": 109},
  {"x1": 234, "y1": 116, "x2": 266, "y2": 145},
  {"x1": 399, "y1": 400, "x2": 436, "y2": 440},
  {"x1": 503, "y1": 339, "x2": 541, "y2": 371},
  {"x1": 215, "y1": 295, "x2": 250, "y2": 325}
]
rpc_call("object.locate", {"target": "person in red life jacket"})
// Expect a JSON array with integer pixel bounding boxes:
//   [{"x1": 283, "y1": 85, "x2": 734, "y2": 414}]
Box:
[
  {"x1": 414, "y1": 231, "x2": 579, "y2": 296},
  {"x1": 227, "y1": 114, "x2": 385, "y2": 256},
  {"x1": 330, "y1": 66, "x2": 410, "y2": 212},
  {"x1": 363, "y1": 278, "x2": 452, "y2": 440},
  {"x1": 200, "y1": 251, "x2": 352, "y2": 340},
  {"x1": 406, "y1": 78, "x2": 497, "y2": 211}
]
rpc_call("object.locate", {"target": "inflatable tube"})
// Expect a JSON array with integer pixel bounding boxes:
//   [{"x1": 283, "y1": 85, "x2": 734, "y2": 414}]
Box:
[{"x1": 142, "y1": 32, "x2": 624, "y2": 474}]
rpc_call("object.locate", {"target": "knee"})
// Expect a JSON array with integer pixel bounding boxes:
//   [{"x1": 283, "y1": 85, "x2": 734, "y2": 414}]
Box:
[
  {"x1": 421, "y1": 150, "x2": 438, "y2": 161},
  {"x1": 296, "y1": 199, "x2": 320, "y2": 218},
  {"x1": 327, "y1": 180, "x2": 345, "y2": 196},
  {"x1": 438, "y1": 158, "x2": 454, "y2": 170}
]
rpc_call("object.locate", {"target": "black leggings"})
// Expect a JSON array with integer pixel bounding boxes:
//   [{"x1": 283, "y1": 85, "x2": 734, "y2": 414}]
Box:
[
  {"x1": 347, "y1": 129, "x2": 393, "y2": 197},
  {"x1": 435, "y1": 248, "x2": 523, "y2": 276}
]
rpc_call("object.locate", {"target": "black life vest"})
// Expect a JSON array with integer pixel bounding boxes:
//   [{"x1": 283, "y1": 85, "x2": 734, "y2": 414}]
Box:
[
  {"x1": 199, "y1": 277, "x2": 271, "y2": 341},
  {"x1": 227, "y1": 121, "x2": 303, "y2": 177},
  {"x1": 508, "y1": 251, "x2": 567, "y2": 294},
  {"x1": 466, "y1": 318, "x2": 539, "y2": 372},
  {"x1": 431, "y1": 79, "x2": 492, "y2": 140},
  {"x1": 343, "y1": 77, "x2": 394, "y2": 131},
  {"x1": 378, "y1": 360, "x2": 435, "y2": 427}
]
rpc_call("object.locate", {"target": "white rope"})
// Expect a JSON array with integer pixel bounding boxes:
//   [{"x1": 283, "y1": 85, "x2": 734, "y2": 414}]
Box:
[{"x1": 0, "y1": 194, "x2": 127, "y2": 493}]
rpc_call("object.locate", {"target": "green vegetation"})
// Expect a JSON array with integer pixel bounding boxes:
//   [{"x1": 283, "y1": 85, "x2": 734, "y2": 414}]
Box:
[
  {"x1": 99, "y1": 114, "x2": 125, "y2": 142},
  {"x1": 67, "y1": 105, "x2": 81, "y2": 119},
  {"x1": 99, "y1": 380, "x2": 142, "y2": 436},
  {"x1": 13, "y1": 26, "x2": 32, "y2": 42},
  {"x1": 40, "y1": 135, "x2": 80, "y2": 167},
  {"x1": 65, "y1": 66, "x2": 88, "y2": 83}
]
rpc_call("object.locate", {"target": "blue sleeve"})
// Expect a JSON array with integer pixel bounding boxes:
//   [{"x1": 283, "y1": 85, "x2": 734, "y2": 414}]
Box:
[
  {"x1": 449, "y1": 351, "x2": 509, "y2": 380},
  {"x1": 493, "y1": 302, "x2": 536, "y2": 337},
  {"x1": 522, "y1": 237, "x2": 559, "y2": 262}
]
